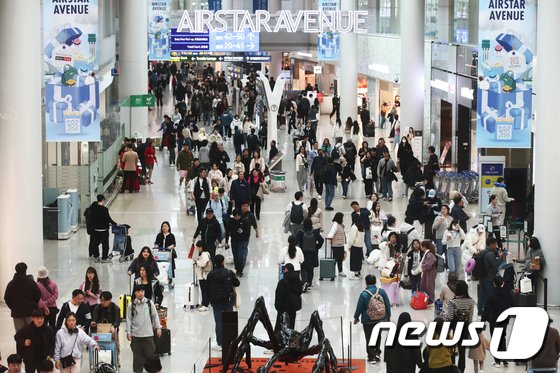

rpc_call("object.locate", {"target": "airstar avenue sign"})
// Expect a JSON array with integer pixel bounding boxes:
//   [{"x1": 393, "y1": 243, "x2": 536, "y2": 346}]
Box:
[{"x1": 177, "y1": 10, "x2": 369, "y2": 34}]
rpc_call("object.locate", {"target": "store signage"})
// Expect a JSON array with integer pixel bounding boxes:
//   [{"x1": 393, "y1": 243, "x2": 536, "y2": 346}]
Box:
[
  {"x1": 148, "y1": 0, "x2": 171, "y2": 61},
  {"x1": 461, "y1": 86, "x2": 474, "y2": 100},
  {"x1": 43, "y1": 0, "x2": 100, "y2": 142},
  {"x1": 430, "y1": 79, "x2": 455, "y2": 94},
  {"x1": 177, "y1": 10, "x2": 368, "y2": 33},
  {"x1": 314, "y1": 66, "x2": 323, "y2": 74},
  {"x1": 129, "y1": 94, "x2": 156, "y2": 107},
  {"x1": 476, "y1": 0, "x2": 535, "y2": 148},
  {"x1": 368, "y1": 63, "x2": 390, "y2": 74}
]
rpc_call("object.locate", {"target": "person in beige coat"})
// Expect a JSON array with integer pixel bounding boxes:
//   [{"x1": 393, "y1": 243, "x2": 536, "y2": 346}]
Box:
[
  {"x1": 490, "y1": 177, "x2": 514, "y2": 225},
  {"x1": 122, "y1": 146, "x2": 139, "y2": 193}
]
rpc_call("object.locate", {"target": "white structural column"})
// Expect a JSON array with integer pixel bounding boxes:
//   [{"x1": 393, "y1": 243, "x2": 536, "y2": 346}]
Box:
[
  {"x1": 400, "y1": 0, "x2": 425, "y2": 131},
  {"x1": 222, "y1": 0, "x2": 232, "y2": 9},
  {"x1": 534, "y1": 0, "x2": 560, "y2": 305},
  {"x1": 268, "y1": 0, "x2": 282, "y2": 79},
  {"x1": 339, "y1": 0, "x2": 358, "y2": 123},
  {"x1": 0, "y1": 0, "x2": 44, "y2": 299},
  {"x1": 119, "y1": 0, "x2": 149, "y2": 137}
]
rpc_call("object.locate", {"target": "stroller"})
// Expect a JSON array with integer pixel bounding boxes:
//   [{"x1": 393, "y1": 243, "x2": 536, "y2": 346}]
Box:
[{"x1": 109, "y1": 224, "x2": 134, "y2": 261}]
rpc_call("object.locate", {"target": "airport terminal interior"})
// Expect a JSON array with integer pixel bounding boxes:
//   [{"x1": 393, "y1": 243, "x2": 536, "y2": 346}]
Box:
[{"x1": 0, "y1": 0, "x2": 558, "y2": 372}]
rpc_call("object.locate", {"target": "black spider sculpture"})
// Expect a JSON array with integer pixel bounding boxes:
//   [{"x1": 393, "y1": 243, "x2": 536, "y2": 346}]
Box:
[{"x1": 222, "y1": 296, "x2": 338, "y2": 373}]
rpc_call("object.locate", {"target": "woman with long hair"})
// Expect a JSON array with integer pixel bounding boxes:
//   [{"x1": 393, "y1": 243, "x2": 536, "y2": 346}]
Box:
[
  {"x1": 295, "y1": 146, "x2": 308, "y2": 192},
  {"x1": 326, "y1": 212, "x2": 346, "y2": 277},
  {"x1": 37, "y1": 266, "x2": 59, "y2": 329},
  {"x1": 297, "y1": 218, "x2": 324, "y2": 292},
  {"x1": 348, "y1": 213, "x2": 365, "y2": 279},
  {"x1": 418, "y1": 240, "x2": 438, "y2": 303},
  {"x1": 384, "y1": 312, "x2": 423, "y2": 373},
  {"x1": 128, "y1": 246, "x2": 160, "y2": 279},
  {"x1": 134, "y1": 265, "x2": 163, "y2": 306},
  {"x1": 442, "y1": 219, "x2": 466, "y2": 277},
  {"x1": 249, "y1": 168, "x2": 265, "y2": 220},
  {"x1": 278, "y1": 235, "x2": 304, "y2": 276},
  {"x1": 144, "y1": 139, "x2": 157, "y2": 184},
  {"x1": 54, "y1": 312, "x2": 99, "y2": 372},
  {"x1": 79, "y1": 267, "x2": 101, "y2": 311},
  {"x1": 307, "y1": 198, "x2": 323, "y2": 233},
  {"x1": 443, "y1": 280, "x2": 475, "y2": 372},
  {"x1": 249, "y1": 150, "x2": 265, "y2": 174},
  {"x1": 154, "y1": 221, "x2": 177, "y2": 286}
]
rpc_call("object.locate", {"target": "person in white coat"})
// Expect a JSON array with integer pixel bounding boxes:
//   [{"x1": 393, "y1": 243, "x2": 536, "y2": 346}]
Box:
[
  {"x1": 442, "y1": 220, "x2": 466, "y2": 278},
  {"x1": 278, "y1": 235, "x2": 305, "y2": 276},
  {"x1": 461, "y1": 224, "x2": 486, "y2": 280},
  {"x1": 376, "y1": 232, "x2": 400, "y2": 271},
  {"x1": 54, "y1": 312, "x2": 98, "y2": 372},
  {"x1": 195, "y1": 241, "x2": 213, "y2": 312}
]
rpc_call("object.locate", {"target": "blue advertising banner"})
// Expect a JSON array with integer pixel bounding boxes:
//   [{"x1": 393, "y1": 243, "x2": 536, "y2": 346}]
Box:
[
  {"x1": 43, "y1": 0, "x2": 100, "y2": 142},
  {"x1": 317, "y1": 0, "x2": 340, "y2": 60},
  {"x1": 253, "y1": 0, "x2": 268, "y2": 12},
  {"x1": 148, "y1": 0, "x2": 171, "y2": 61},
  {"x1": 476, "y1": 0, "x2": 535, "y2": 148},
  {"x1": 209, "y1": 0, "x2": 222, "y2": 11}
]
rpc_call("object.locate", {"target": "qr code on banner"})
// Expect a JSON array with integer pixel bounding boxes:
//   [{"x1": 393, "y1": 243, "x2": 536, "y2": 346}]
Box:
[
  {"x1": 496, "y1": 124, "x2": 513, "y2": 140},
  {"x1": 64, "y1": 117, "x2": 81, "y2": 134}
]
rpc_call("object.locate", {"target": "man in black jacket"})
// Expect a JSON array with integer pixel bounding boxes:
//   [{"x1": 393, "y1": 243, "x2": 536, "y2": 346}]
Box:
[
  {"x1": 91, "y1": 291, "x2": 121, "y2": 335},
  {"x1": 207, "y1": 255, "x2": 240, "y2": 351},
  {"x1": 274, "y1": 264, "x2": 303, "y2": 331},
  {"x1": 450, "y1": 195, "x2": 470, "y2": 232},
  {"x1": 89, "y1": 194, "x2": 117, "y2": 262},
  {"x1": 56, "y1": 289, "x2": 92, "y2": 334},
  {"x1": 296, "y1": 94, "x2": 310, "y2": 124},
  {"x1": 4, "y1": 262, "x2": 41, "y2": 333},
  {"x1": 330, "y1": 94, "x2": 340, "y2": 119},
  {"x1": 193, "y1": 168, "x2": 211, "y2": 222},
  {"x1": 230, "y1": 171, "x2": 251, "y2": 212},
  {"x1": 246, "y1": 128, "x2": 260, "y2": 155},
  {"x1": 311, "y1": 150, "x2": 328, "y2": 198},
  {"x1": 226, "y1": 209, "x2": 250, "y2": 277},
  {"x1": 324, "y1": 159, "x2": 340, "y2": 211},
  {"x1": 193, "y1": 208, "x2": 222, "y2": 258},
  {"x1": 15, "y1": 309, "x2": 55, "y2": 373},
  {"x1": 477, "y1": 238, "x2": 501, "y2": 316}
]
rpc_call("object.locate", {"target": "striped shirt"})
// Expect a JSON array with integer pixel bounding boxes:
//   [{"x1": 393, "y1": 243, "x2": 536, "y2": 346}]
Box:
[{"x1": 443, "y1": 297, "x2": 475, "y2": 324}]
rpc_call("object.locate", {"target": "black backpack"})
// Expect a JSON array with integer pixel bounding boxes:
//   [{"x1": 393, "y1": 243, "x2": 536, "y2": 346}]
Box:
[
  {"x1": 502, "y1": 263, "x2": 515, "y2": 291},
  {"x1": 397, "y1": 228, "x2": 415, "y2": 251},
  {"x1": 331, "y1": 146, "x2": 340, "y2": 159},
  {"x1": 290, "y1": 202, "x2": 304, "y2": 224},
  {"x1": 472, "y1": 250, "x2": 490, "y2": 279},
  {"x1": 300, "y1": 230, "x2": 317, "y2": 253},
  {"x1": 318, "y1": 164, "x2": 330, "y2": 183}
]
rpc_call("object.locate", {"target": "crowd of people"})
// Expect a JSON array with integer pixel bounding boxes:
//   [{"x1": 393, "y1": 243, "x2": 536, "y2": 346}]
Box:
[{"x1": 1, "y1": 61, "x2": 554, "y2": 373}]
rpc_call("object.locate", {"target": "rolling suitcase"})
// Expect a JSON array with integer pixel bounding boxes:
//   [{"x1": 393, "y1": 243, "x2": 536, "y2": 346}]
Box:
[
  {"x1": 120, "y1": 274, "x2": 133, "y2": 320},
  {"x1": 155, "y1": 328, "x2": 171, "y2": 356},
  {"x1": 319, "y1": 240, "x2": 337, "y2": 281},
  {"x1": 183, "y1": 264, "x2": 200, "y2": 309}
]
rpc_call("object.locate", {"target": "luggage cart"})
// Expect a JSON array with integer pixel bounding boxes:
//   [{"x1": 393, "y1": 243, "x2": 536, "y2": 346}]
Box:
[
  {"x1": 152, "y1": 248, "x2": 175, "y2": 290},
  {"x1": 109, "y1": 225, "x2": 134, "y2": 261},
  {"x1": 90, "y1": 337, "x2": 118, "y2": 373}
]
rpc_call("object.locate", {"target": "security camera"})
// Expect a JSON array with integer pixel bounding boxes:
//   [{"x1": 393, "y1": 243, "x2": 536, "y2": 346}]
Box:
[{"x1": 394, "y1": 75, "x2": 400, "y2": 83}]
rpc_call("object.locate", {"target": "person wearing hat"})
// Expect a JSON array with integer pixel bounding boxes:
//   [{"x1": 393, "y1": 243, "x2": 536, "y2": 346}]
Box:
[
  {"x1": 126, "y1": 285, "x2": 161, "y2": 373},
  {"x1": 192, "y1": 208, "x2": 222, "y2": 259},
  {"x1": 15, "y1": 309, "x2": 55, "y2": 373},
  {"x1": 36, "y1": 266, "x2": 59, "y2": 329},
  {"x1": 4, "y1": 262, "x2": 41, "y2": 333}
]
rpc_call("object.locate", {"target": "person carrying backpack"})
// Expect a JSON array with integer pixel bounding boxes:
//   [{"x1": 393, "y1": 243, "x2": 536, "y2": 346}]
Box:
[
  {"x1": 274, "y1": 264, "x2": 303, "y2": 331},
  {"x1": 126, "y1": 285, "x2": 161, "y2": 373},
  {"x1": 297, "y1": 218, "x2": 324, "y2": 293},
  {"x1": 353, "y1": 274, "x2": 391, "y2": 365},
  {"x1": 285, "y1": 191, "x2": 308, "y2": 237},
  {"x1": 476, "y1": 238, "x2": 501, "y2": 316}
]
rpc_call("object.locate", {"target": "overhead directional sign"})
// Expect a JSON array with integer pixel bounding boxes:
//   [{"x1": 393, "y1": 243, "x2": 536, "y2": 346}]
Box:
[
  {"x1": 170, "y1": 29, "x2": 209, "y2": 51},
  {"x1": 209, "y1": 30, "x2": 260, "y2": 52}
]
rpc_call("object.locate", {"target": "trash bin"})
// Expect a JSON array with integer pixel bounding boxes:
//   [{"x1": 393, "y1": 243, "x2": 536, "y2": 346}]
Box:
[{"x1": 270, "y1": 171, "x2": 287, "y2": 193}]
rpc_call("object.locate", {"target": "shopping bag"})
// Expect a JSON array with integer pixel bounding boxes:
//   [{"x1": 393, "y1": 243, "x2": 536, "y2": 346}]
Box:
[
  {"x1": 188, "y1": 243, "x2": 195, "y2": 259},
  {"x1": 520, "y1": 276, "x2": 532, "y2": 293}
]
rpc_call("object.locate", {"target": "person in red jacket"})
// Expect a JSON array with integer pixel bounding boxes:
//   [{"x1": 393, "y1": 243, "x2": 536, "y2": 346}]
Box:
[{"x1": 144, "y1": 139, "x2": 158, "y2": 184}]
